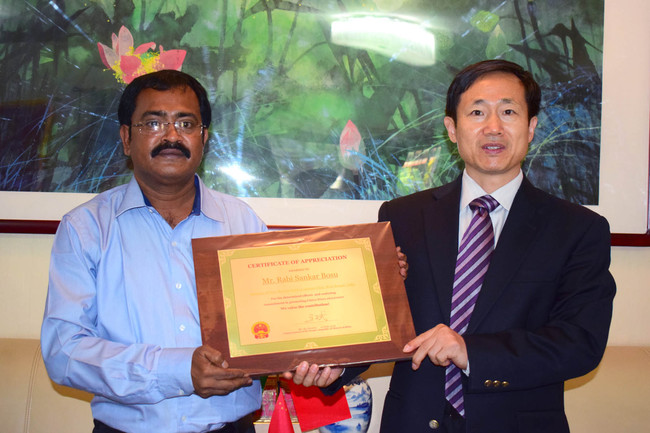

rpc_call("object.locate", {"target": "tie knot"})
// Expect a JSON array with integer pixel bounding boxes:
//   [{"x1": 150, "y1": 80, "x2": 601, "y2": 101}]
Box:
[{"x1": 469, "y1": 195, "x2": 499, "y2": 214}]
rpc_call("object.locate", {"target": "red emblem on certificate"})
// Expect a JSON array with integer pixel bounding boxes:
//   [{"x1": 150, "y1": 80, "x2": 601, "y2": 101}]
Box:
[{"x1": 253, "y1": 321, "x2": 270, "y2": 339}]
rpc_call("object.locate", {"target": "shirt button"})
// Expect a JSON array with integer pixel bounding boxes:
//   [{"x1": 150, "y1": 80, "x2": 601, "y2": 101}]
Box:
[
  {"x1": 181, "y1": 416, "x2": 187, "y2": 422},
  {"x1": 179, "y1": 324, "x2": 186, "y2": 332},
  {"x1": 171, "y1": 241, "x2": 178, "y2": 247},
  {"x1": 175, "y1": 282, "x2": 182, "y2": 290},
  {"x1": 429, "y1": 419, "x2": 440, "y2": 429},
  {"x1": 178, "y1": 389, "x2": 185, "y2": 396}
]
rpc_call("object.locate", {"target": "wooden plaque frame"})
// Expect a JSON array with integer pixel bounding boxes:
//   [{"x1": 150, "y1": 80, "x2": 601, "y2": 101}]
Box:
[{"x1": 192, "y1": 221, "x2": 415, "y2": 376}]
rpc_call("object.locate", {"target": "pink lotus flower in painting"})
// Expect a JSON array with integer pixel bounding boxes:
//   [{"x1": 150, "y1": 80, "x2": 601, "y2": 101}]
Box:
[
  {"x1": 97, "y1": 26, "x2": 186, "y2": 84},
  {"x1": 339, "y1": 120, "x2": 366, "y2": 171}
]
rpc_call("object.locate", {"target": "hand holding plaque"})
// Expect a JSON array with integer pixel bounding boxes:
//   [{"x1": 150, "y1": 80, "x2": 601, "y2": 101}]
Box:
[{"x1": 192, "y1": 222, "x2": 415, "y2": 376}]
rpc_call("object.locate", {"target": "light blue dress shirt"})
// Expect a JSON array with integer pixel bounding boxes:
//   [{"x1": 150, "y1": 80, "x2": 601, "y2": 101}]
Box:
[{"x1": 41, "y1": 175, "x2": 267, "y2": 433}]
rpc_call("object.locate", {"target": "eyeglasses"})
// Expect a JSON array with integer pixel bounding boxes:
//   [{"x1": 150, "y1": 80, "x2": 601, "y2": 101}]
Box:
[{"x1": 132, "y1": 120, "x2": 204, "y2": 136}]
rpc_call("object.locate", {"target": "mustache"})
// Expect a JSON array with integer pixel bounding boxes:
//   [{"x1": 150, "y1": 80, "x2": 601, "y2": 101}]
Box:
[{"x1": 151, "y1": 141, "x2": 191, "y2": 159}]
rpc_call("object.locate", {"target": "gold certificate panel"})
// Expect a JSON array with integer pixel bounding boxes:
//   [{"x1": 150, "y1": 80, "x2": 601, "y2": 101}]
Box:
[
  {"x1": 221, "y1": 238, "x2": 389, "y2": 356},
  {"x1": 193, "y1": 222, "x2": 415, "y2": 376}
]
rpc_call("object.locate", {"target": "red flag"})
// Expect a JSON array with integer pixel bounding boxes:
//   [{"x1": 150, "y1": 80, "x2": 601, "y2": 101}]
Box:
[
  {"x1": 287, "y1": 381, "x2": 351, "y2": 431},
  {"x1": 269, "y1": 389, "x2": 294, "y2": 433}
]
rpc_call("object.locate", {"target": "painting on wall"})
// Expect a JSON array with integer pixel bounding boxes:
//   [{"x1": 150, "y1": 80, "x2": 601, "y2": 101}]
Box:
[{"x1": 0, "y1": 0, "x2": 604, "y2": 205}]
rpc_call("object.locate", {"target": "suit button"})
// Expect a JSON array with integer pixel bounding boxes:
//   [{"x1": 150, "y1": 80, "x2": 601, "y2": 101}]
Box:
[
  {"x1": 493, "y1": 380, "x2": 501, "y2": 387},
  {"x1": 484, "y1": 380, "x2": 493, "y2": 387},
  {"x1": 502, "y1": 381, "x2": 510, "y2": 388},
  {"x1": 428, "y1": 419, "x2": 440, "y2": 429}
]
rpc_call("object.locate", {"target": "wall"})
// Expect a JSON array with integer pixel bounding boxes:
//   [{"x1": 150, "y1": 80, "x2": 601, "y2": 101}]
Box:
[{"x1": 3, "y1": 235, "x2": 649, "y2": 345}]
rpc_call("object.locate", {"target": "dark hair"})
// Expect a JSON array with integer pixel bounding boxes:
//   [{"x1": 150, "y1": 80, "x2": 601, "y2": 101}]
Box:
[
  {"x1": 118, "y1": 70, "x2": 211, "y2": 127},
  {"x1": 445, "y1": 60, "x2": 541, "y2": 122}
]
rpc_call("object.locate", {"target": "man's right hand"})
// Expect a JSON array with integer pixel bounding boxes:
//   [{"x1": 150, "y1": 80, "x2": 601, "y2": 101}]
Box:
[{"x1": 191, "y1": 345, "x2": 253, "y2": 398}]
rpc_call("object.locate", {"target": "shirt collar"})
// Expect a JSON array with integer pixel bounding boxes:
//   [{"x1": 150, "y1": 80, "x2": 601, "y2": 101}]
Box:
[
  {"x1": 116, "y1": 174, "x2": 208, "y2": 219},
  {"x1": 116, "y1": 177, "x2": 147, "y2": 217},
  {"x1": 194, "y1": 175, "x2": 226, "y2": 223},
  {"x1": 460, "y1": 170, "x2": 523, "y2": 212}
]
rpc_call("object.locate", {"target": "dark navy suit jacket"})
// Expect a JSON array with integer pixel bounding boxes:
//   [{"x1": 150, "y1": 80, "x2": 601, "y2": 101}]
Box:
[{"x1": 331, "y1": 176, "x2": 615, "y2": 433}]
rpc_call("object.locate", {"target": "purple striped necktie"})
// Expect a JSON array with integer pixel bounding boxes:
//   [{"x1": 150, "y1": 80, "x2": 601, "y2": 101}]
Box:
[{"x1": 445, "y1": 194, "x2": 500, "y2": 418}]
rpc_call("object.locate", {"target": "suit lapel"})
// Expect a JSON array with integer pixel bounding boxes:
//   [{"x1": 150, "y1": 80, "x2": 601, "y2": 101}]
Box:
[
  {"x1": 467, "y1": 178, "x2": 546, "y2": 333},
  {"x1": 423, "y1": 178, "x2": 462, "y2": 325}
]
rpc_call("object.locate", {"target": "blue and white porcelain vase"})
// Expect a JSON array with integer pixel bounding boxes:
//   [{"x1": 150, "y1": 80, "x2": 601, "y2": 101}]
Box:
[{"x1": 319, "y1": 376, "x2": 372, "y2": 433}]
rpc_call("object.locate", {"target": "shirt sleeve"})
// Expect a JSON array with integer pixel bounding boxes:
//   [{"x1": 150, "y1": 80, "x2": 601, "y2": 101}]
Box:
[{"x1": 41, "y1": 214, "x2": 195, "y2": 404}]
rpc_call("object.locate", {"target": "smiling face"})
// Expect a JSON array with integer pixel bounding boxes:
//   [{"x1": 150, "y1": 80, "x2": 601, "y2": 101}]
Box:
[
  {"x1": 443, "y1": 72, "x2": 538, "y2": 192},
  {"x1": 120, "y1": 87, "x2": 207, "y2": 190}
]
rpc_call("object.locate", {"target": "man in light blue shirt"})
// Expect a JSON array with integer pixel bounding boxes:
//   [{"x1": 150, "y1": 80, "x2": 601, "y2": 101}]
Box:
[{"x1": 41, "y1": 70, "x2": 340, "y2": 433}]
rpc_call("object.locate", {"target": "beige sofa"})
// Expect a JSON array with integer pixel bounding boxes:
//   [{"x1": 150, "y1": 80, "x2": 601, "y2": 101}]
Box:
[
  {"x1": 1, "y1": 338, "x2": 93, "y2": 433},
  {"x1": 2, "y1": 338, "x2": 649, "y2": 433}
]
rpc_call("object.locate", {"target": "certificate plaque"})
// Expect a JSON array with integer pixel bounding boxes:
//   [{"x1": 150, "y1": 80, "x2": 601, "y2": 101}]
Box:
[{"x1": 193, "y1": 222, "x2": 415, "y2": 376}]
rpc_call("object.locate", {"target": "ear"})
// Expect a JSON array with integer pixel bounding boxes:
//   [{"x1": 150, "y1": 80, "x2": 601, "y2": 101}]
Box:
[
  {"x1": 120, "y1": 125, "x2": 131, "y2": 156},
  {"x1": 201, "y1": 126, "x2": 209, "y2": 148},
  {"x1": 527, "y1": 116, "x2": 538, "y2": 143},
  {"x1": 443, "y1": 116, "x2": 458, "y2": 143}
]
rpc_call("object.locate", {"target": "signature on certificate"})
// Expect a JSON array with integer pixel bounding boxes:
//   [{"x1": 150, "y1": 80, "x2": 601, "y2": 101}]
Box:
[{"x1": 306, "y1": 311, "x2": 328, "y2": 323}]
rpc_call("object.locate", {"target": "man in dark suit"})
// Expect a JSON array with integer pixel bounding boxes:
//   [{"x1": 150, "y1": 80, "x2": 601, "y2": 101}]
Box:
[{"x1": 330, "y1": 60, "x2": 616, "y2": 432}]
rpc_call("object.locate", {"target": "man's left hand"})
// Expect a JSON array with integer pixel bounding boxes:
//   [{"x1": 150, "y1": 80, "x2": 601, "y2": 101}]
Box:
[
  {"x1": 403, "y1": 324, "x2": 468, "y2": 371},
  {"x1": 396, "y1": 246, "x2": 408, "y2": 280}
]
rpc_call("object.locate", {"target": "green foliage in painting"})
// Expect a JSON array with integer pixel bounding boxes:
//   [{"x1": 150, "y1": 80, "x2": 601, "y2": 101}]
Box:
[
  {"x1": 486, "y1": 24, "x2": 508, "y2": 59},
  {"x1": 0, "y1": 0, "x2": 605, "y2": 205},
  {"x1": 470, "y1": 10, "x2": 499, "y2": 33}
]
